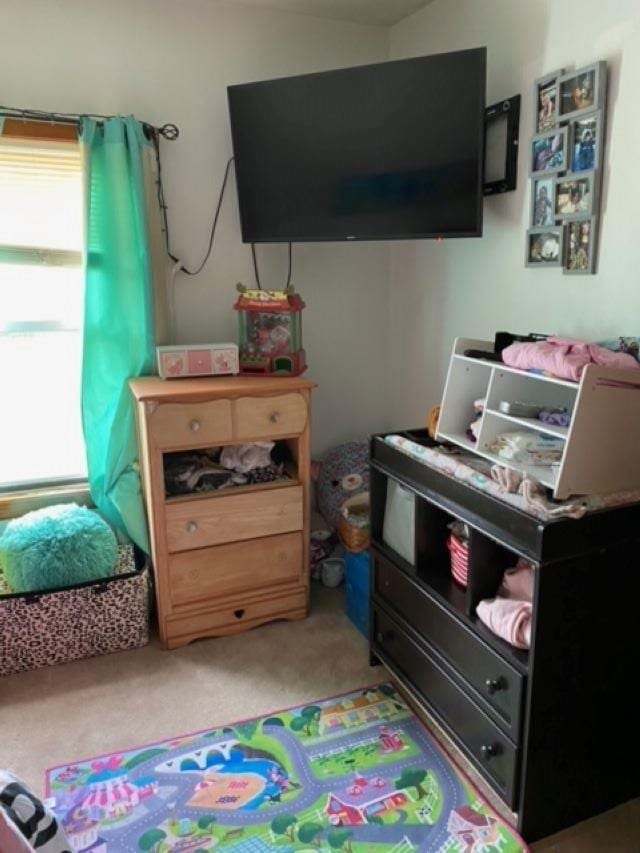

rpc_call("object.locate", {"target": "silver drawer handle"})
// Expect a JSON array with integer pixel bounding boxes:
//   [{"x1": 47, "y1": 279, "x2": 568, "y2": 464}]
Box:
[
  {"x1": 485, "y1": 678, "x2": 504, "y2": 695},
  {"x1": 189, "y1": 419, "x2": 200, "y2": 432},
  {"x1": 186, "y1": 521, "x2": 198, "y2": 534}
]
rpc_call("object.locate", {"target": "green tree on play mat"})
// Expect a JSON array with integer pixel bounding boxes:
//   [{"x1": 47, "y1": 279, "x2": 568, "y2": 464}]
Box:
[
  {"x1": 327, "y1": 827, "x2": 354, "y2": 852},
  {"x1": 298, "y1": 821, "x2": 324, "y2": 847},
  {"x1": 395, "y1": 767, "x2": 429, "y2": 799},
  {"x1": 197, "y1": 815, "x2": 217, "y2": 831},
  {"x1": 378, "y1": 684, "x2": 406, "y2": 713},
  {"x1": 289, "y1": 705, "x2": 322, "y2": 736},
  {"x1": 234, "y1": 720, "x2": 261, "y2": 740},
  {"x1": 138, "y1": 827, "x2": 167, "y2": 852},
  {"x1": 271, "y1": 814, "x2": 297, "y2": 842}
]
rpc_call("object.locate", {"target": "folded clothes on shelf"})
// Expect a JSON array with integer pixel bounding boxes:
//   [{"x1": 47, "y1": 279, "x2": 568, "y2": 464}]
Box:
[
  {"x1": 538, "y1": 408, "x2": 571, "y2": 427},
  {"x1": 487, "y1": 430, "x2": 564, "y2": 466},
  {"x1": 502, "y1": 336, "x2": 640, "y2": 382},
  {"x1": 476, "y1": 558, "x2": 535, "y2": 649},
  {"x1": 477, "y1": 597, "x2": 532, "y2": 649},
  {"x1": 164, "y1": 443, "x2": 288, "y2": 496},
  {"x1": 220, "y1": 441, "x2": 275, "y2": 473}
]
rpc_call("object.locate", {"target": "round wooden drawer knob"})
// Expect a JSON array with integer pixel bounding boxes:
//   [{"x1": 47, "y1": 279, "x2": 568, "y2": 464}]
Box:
[
  {"x1": 186, "y1": 521, "x2": 198, "y2": 534},
  {"x1": 189, "y1": 419, "x2": 200, "y2": 432}
]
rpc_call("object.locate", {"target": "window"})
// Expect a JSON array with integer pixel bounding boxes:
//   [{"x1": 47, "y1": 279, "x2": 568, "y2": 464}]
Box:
[{"x1": 0, "y1": 127, "x2": 86, "y2": 491}]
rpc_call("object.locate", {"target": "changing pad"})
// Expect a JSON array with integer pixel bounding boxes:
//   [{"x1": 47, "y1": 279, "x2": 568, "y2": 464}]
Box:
[{"x1": 383, "y1": 434, "x2": 640, "y2": 521}]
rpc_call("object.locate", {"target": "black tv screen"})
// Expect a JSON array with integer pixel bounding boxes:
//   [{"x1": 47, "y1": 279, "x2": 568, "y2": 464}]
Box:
[{"x1": 227, "y1": 47, "x2": 486, "y2": 243}]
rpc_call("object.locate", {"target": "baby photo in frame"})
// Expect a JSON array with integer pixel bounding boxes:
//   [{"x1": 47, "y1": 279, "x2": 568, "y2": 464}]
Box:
[
  {"x1": 558, "y1": 62, "x2": 605, "y2": 121},
  {"x1": 531, "y1": 126, "x2": 568, "y2": 176},
  {"x1": 526, "y1": 227, "x2": 564, "y2": 267},
  {"x1": 565, "y1": 218, "x2": 596, "y2": 274},
  {"x1": 534, "y1": 69, "x2": 563, "y2": 133},
  {"x1": 571, "y1": 112, "x2": 601, "y2": 173},
  {"x1": 555, "y1": 174, "x2": 596, "y2": 220},
  {"x1": 531, "y1": 176, "x2": 555, "y2": 227}
]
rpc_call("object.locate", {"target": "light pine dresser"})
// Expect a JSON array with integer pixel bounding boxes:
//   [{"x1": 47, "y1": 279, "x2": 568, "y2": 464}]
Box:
[{"x1": 130, "y1": 375, "x2": 315, "y2": 649}]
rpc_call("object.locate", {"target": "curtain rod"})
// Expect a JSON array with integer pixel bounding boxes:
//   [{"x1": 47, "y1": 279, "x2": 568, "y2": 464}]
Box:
[{"x1": 0, "y1": 105, "x2": 179, "y2": 141}]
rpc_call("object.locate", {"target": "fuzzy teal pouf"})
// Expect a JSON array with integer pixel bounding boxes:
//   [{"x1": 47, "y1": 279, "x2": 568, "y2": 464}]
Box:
[{"x1": 0, "y1": 504, "x2": 118, "y2": 594}]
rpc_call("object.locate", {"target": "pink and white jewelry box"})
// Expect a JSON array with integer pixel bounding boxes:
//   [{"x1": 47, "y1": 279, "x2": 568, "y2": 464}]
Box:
[{"x1": 156, "y1": 343, "x2": 239, "y2": 379}]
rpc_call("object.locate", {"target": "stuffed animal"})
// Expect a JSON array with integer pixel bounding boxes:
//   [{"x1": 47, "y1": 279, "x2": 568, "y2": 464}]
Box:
[
  {"x1": 316, "y1": 440, "x2": 370, "y2": 531},
  {"x1": 0, "y1": 503, "x2": 118, "y2": 594}
]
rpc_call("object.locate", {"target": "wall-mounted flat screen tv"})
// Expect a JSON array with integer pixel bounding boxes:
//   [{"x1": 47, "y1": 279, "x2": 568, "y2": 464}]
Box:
[{"x1": 227, "y1": 47, "x2": 486, "y2": 243}]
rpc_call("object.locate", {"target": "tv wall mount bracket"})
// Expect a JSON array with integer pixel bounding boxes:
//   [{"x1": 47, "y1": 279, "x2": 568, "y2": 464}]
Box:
[{"x1": 483, "y1": 94, "x2": 520, "y2": 195}]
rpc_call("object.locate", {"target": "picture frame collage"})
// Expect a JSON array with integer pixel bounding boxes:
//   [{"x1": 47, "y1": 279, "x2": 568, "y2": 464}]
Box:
[{"x1": 526, "y1": 61, "x2": 606, "y2": 274}]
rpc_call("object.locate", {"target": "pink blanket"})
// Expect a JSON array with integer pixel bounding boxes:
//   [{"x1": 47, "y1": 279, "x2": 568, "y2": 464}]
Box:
[
  {"x1": 502, "y1": 336, "x2": 640, "y2": 382},
  {"x1": 476, "y1": 598, "x2": 532, "y2": 649}
]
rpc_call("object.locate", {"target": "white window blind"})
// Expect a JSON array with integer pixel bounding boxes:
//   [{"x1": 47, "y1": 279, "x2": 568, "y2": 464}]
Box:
[{"x1": 0, "y1": 134, "x2": 87, "y2": 490}]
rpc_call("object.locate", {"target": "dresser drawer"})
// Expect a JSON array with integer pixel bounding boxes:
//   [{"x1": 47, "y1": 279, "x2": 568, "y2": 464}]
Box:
[
  {"x1": 165, "y1": 588, "x2": 307, "y2": 648},
  {"x1": 148, "y1": 399, "x2": 232, "y2": 449},
  {"x1": 166, "y1": 485, "x2": 304, "y2": 552},
  {"x1": 235, "y1": 393, "x2": 308, "y2": 439},
  {"x1": 374, "y1": 551, "x2": 524, "y2": 738},
  {"x1": 169, "y1": 532, "x2": 303, "y2": 607},
  {"x1": 372, "y1": 605, "x2": 519, "y2": 807}
]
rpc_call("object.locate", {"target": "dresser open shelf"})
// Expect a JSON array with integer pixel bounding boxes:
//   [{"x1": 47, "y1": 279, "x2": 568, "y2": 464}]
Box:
[
  {"x1": 437, "y1": 338, "x2": 640, "y2": 499},
  {"x1": 369, "y1": 428, "x2": 640, "y2": 842}
]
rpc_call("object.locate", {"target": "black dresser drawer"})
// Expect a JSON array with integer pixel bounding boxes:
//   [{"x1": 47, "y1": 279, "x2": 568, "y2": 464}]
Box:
[
  {"x1": 372, "y1": 605, "x2": 519, "y2": 807},
  {"x1": 373, "y1": 551, "x2": 524, "y2": 738}
]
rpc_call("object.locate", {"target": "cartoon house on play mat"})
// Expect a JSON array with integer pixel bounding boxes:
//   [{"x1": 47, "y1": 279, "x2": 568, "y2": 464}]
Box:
[
  {"x1": 62, "y1": 804, "x2": 107, "y2": 853},
  {"x1": 76, "y1": 757, "x2": 158, "y2": 820},
  {"x1": 446, "y1": 806, "x2": 500, "y2": 850},
  {"x1": 326, "y1": 775, "x2": 409, "y2": 825},
  {"x1": 318, "y1": 691, "x2": 400, "y2": 735}
]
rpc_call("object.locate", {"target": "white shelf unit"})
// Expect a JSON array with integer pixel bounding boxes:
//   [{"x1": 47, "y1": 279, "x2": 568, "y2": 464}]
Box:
[{"x1": 437, "y1": 338, "x2": 640, "y2": 500}]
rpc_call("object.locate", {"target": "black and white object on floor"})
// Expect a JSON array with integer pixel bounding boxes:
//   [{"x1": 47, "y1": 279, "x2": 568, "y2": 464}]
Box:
[{"x1": 0, "y1": 771, "x2": 71, "y2": 852}]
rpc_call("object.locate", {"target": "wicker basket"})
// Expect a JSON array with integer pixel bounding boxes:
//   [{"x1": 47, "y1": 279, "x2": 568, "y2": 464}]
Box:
[
  {"x1": 338, "y1": 493, "x2": 371, "y2": 553},
  {"x1": 339, "y1": 516, "x2": 371, "y2": 553}
]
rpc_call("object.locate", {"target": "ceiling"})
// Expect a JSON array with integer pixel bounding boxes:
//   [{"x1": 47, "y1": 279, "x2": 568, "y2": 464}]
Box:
[{"x1": 234, "y1": 0, "x2": 433, "y2": 27}]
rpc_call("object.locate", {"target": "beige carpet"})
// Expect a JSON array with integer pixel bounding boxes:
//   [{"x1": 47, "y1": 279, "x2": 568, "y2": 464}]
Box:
[{"x1": 1, "y1": 585, "x2": 638, "y2": 850}]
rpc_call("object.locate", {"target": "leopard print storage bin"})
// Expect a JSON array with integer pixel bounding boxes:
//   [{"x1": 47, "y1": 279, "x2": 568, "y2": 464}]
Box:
[{"x1": 0, "y1": 545, "x2": 151, "y2": 676}]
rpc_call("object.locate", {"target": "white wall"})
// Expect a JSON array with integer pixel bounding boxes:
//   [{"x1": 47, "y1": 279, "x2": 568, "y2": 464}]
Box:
[
  {"x1": 0, "y1": 0, "x2": 391, "y2": 454},
  {"x1": 4, "y1": 0, "x2": 639, "y2": 445},
  {"x1": 389, "y1": 0, "x2": 640, "y2": 426}
]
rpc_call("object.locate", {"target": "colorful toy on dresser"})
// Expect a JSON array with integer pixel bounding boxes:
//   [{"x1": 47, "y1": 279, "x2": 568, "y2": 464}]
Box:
[{"x1": 234, "y1": 283, "x2": 306, "y2": 375}]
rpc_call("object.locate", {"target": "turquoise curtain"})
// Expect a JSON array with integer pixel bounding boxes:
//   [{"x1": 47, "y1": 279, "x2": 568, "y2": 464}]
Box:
[{"x1": 81, "y1": 116, "x2": 155, "y2": 553}]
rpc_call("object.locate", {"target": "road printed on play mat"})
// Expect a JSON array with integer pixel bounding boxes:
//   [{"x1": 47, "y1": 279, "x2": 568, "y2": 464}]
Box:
[{"x1": 46, "y1": 684, "x2": 526, "y2": 852}]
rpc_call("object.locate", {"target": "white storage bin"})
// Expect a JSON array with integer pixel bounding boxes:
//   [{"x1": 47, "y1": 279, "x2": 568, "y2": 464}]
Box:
[{"x1": 383, "y1": 478, "x2": 415, "y2": 564}]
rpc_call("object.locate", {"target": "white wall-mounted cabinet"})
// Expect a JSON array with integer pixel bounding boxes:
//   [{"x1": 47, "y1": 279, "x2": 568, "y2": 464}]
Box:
[{"x1": 437, "y1": 338, "x2": 640, "y2": 500}]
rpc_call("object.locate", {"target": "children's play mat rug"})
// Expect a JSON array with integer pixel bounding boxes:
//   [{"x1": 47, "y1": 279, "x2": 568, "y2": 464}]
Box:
[{"x1": 46, "y1": 684, "x2": 526, "y2": 852}]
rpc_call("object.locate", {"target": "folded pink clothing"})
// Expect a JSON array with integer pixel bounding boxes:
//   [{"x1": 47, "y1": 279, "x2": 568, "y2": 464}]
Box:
[
  {"x1": 502, "y1": 336, "x2": 640, "y2": 382},
  {"x1": 476, "y1": 597, "x2": 532, "y2": 649},
  {"x1": 500, "y1": 559, "x2": 535, "y2": 602}
]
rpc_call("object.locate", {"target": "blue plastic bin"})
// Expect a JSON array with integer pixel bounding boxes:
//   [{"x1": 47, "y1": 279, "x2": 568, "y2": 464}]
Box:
[{"x1": 345, "y1": 551, "x2": 370, "y2": 637}]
